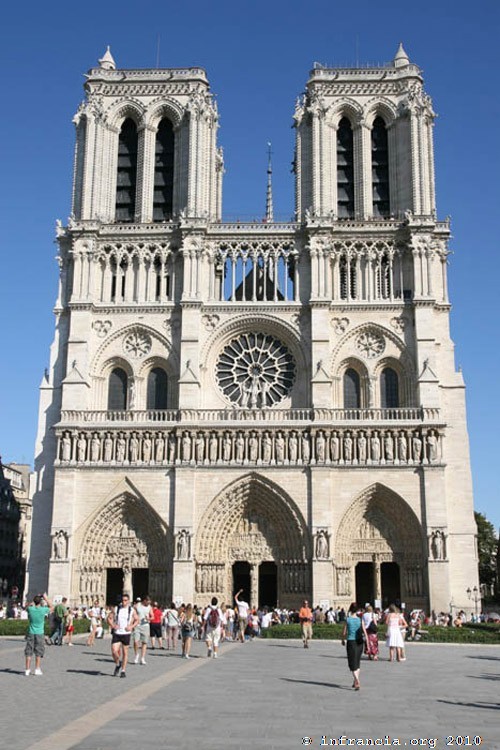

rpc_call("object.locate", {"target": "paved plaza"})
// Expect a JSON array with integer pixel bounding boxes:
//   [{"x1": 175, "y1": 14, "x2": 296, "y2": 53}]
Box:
[{"x1": 0, "y1": 636, "x2": 498, "y2": 750}]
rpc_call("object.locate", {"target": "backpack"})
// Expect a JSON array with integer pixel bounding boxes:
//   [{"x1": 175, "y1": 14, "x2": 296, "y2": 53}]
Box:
[{"x1": 207, "y1": 606, "x2": 220, "y2": 628}]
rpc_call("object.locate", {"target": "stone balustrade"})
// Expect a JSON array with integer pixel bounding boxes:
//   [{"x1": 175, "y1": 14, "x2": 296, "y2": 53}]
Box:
[
  {"x1": 55, "y1": 424, "x2": 444, "y2": 468},
  {"x1": 59, "y1": 406, "x2": 440, "y2": 426}
]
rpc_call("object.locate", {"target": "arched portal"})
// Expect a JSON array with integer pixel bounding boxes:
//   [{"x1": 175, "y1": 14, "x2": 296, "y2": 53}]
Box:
[
  {"x1": 195, "y1": 474, "x2": 311, "y2": 607},
  {"x1": 335, "y1": 484, "x2": 427, "y2": 609},
  {"x1": 75, "y1": 490, "x2": 172, "y2": 606}
]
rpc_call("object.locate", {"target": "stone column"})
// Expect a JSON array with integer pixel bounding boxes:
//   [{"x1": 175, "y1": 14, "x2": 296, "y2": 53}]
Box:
[{"x1": 250, "y1": 563, "x2": 258, "y2": 608}]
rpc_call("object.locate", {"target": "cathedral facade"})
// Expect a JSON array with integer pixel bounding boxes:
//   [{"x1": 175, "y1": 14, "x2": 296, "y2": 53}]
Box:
[{"x1": 28, "y1": 45, "x2": 478, "y2": 613}]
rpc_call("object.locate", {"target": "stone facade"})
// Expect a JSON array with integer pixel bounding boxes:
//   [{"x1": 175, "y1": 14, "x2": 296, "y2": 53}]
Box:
[{"x1": 27, "y1": 45, "x2": 478, "y2": 613}]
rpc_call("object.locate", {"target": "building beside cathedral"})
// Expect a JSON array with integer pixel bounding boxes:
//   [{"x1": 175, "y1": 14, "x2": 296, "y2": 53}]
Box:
[{"x1": 27, "y1": 44, "x2": 478, "y2": 612}]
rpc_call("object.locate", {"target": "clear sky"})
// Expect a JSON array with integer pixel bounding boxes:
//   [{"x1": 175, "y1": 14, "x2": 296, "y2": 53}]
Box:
[{"x1": 0, "y1": 0, "x2": 499, "y2": 528}]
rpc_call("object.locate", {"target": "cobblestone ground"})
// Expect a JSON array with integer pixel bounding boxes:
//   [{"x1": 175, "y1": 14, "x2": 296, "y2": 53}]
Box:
[{"x1": 1, "y1": 636, "x2": 498, "y2": 750}]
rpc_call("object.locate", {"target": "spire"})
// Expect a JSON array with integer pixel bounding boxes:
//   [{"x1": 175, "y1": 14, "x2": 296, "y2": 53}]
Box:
[
  {"x1": 394, "y1": 42, "x2": 410, "y2": 68},
  {"x1": 98, "y1": 46, "x2": 116, "y2": 70},
  {"x1": 265, "y1": 142, "x2": 274, "y2": 223}
]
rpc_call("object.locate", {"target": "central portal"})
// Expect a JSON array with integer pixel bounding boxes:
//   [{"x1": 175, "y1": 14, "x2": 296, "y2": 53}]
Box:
[{"x1": 259, "y1": 562, "x2": 277, "y2": 608}]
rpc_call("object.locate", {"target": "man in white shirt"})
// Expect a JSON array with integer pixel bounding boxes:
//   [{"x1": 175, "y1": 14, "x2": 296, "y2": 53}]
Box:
[
  {"x1": 107, "y1": 594, "x2": 139, "y2": 678},
  {"x1": 203, "y1": 597, "x2": 224, "y2": 658},
  {"x1": 234, "y1": 589, "x2": 250, "y2": 643}
]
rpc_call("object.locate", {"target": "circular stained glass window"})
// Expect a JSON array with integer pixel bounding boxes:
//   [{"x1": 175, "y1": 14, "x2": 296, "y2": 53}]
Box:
[{"x1": 216, "y1": 332, "x2": 296, "y2": 408}]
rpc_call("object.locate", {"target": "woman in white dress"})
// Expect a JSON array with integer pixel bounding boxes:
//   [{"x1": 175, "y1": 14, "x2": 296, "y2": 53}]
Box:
[{"x1": 385, "y1": 604, "x2": 407, "y2": 662}]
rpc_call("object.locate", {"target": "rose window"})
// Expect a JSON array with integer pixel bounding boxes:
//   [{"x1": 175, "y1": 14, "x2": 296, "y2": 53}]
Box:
[
  {"x1": 355, "y1": 330, "x2": 385, "y2": 359},
  {"x1": 216, "y1": 332, "x2": 296, "y2": 408},
  {"x1": 123, "y1": 330, "x2": 152, "y2": 359}
]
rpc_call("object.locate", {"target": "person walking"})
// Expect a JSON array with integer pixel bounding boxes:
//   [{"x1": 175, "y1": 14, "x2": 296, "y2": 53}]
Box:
[
  {"x1": 385, "y1": 604, "x2": 407, "y2": 662},
  {"x1": 164, "y1": 602, "x2": 181, "y2": 652},
  {"x1": 64, "y1": 608, "x2": 75, "y2": 646},
  {"x1": 203, "y1": 597, "x2": 223, "y2": 658},
  {"x1": 234, "y1": 589, "x2": 250, "y2": 643},
  {"x1": 299, "y1": 599, "x2": 313, "y2": 649},
  {"x1": 133, "y1": 595, "x2": 152, "y2": 664},
  {"x1": 362, "y1": 604, "x2": 379, "y2": 660},
  {"x1": 149, "y1": 601, "x2": 164, "y2": 649},
  {"x1": 107, "y1": 593, "x2": 139, "y2": 678},
  {"x1": 86, "y1": 599, "x2": 101, "y2": 647},
  {"x1": 180, "y1": 603, "x2": 196, "y2": 658},
  {"x1": 341, "y1": 602, "x2": 367, "y2": 690},
  {"x1": 24, "y1": 594, "x2": 53, "y2": 676}
]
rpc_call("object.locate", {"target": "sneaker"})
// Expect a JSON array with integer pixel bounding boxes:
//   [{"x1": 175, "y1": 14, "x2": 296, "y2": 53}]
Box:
[
  {"x1": 213, "y1": 652, "x2": 218, "y2": 659},
  {"x1": 207, "y1": 649, "x2": 212, "y2": 658},
  {"x1": 140, "y1": 658, "x2": 147, "y2": 665},
  {"x1": 184, "y1": 654, "x2": 190, "y2": 659},
  {"x1": 113, "y1": 663, "x2": 122, "y2": 677},
  {"x1": 25, "y1": 670, "x2": 30, "y2": 676},
  {"x1": 34, "y1": 668, "x2": 43, "y2": 676},
  {"x1": 133, "y1": 655, "x2": 139, "y2": 664},
  {"x1": 120, "y1": 671, "x2": 126, "y2": 678}
]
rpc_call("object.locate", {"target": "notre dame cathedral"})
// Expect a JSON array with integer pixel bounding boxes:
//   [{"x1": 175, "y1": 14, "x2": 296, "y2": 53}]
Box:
[{"x1": 27, "y1": 44, "x2": 478, "y2": 613}]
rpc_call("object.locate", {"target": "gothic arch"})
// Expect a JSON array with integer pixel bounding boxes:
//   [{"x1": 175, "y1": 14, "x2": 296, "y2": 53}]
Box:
[
  {"x1": 364, "y1": 98, "x2": 398, "y2": 127},
  {"x1": 327, "y1": 98, "x2": 363, "y2": 128},
  {"x1": 74, "y1": 483, "x2": 172, "y2": 604},
  {"x1": 196, "y1": 473, "x2": 310, "y2": 563},
  {"x1": 331, "y1": 321, "x2": 414, "y2": 380},
  {"x1": 194, "y1": 474, "x2": 311, "y2": 605},
  {"x1": 106, "y1": 99, "x2": 146, "y2": 130},
  {"x1": 91, "y1": 323, "x2": 176, "y2": 378},
  {"x1": 146, "y1": 98, "x2": 185, "y2": 130}
]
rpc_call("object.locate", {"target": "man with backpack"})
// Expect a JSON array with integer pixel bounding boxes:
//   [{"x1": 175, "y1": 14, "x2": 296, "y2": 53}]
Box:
[
  {"x1": 203, "y1": 597, "x2": 223, "y2": 658},
  {"x1": 107, "y1": 593, "x2": 139, "y2": 678}
]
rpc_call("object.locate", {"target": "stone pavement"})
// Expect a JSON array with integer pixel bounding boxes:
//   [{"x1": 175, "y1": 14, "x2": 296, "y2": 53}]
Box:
[{"x1": 0, "y1": 636, "x2": 498, "y2": 750}]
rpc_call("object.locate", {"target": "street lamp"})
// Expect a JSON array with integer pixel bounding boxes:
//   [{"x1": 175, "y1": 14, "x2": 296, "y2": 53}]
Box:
[{"x1": 466, "y1": 586, "x2": 480, "y2": 618}]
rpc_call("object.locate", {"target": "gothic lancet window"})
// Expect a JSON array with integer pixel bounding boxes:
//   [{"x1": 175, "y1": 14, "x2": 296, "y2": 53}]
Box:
[
  {"x1": 153, "y1": 119, "x2": 174, "y2": 221},
  {"x1": 343, "y1": 368, "x2": 361, "y2": 409},
  {"x1": 380, "y1": 367, "x2": 399, "y2": 408},
  {"x1": 337, "y1": 118, "x2": 355, "y2": 218},
  {"x1": 146, "y1": 367, "x2": 168, "y2": 409},
  {"x1": 371, "y1": 117, "x2": 390, "y2": 217},
  {"x1": 115, "y1": 119, "x2": 138, "y2": 222},
  {"x1": 108, "y1": 368, "x2": 128, "y2": 410},
  {"x1": 339, "y1": 256, "x2": 357, "y2": 300}
]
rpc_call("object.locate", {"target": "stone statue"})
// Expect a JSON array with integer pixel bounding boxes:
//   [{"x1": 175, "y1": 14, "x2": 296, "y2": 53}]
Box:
[
  {"x1": 155, "y1": 434, "x2": 165, "y2": 462},
  {"x1": 128, "y1": 378, "x2": 136, "y2": 409},
  {"x1": 182, "y1": 432, "x2": 192, "y2": 462},
  {"x1": 53, "y1": 530, "x2": 67, "y2": 559},
  {"x1": 222, "y1": 433, "x2": 232, "y2": 462},
  {"x1": 143, "y1": 434, "x2": 152, "y2": 462},
  {"x1": 315, "y1": 530, "x2": 329, "y2": 559},
  {"x1": 398, "y1": 432, "x2": 407, "y2": 462},
  {"x1": 235, "y1": 433, "x2": 245, "y2": 462},
  {"x1": 168, "y1": 433, "x2": 176, "y2": 462},
  {"x1": 288, "y1": 432, "x2": 298, "y2": 463},
  {"x1": 177, "y1": 530, "x2": 190, "y2": 560},
  {"x1": 427, "y1": 431, "x2": 438, "y2": 462},
  {"x1": 344, "y1": 433, "x2": 353, "y2": 462},
  {"x1": 357, "y1": 432, "x2": 367, "y2": 463},
  {"x1": 122, "y1": 560, "x2": 133, "y2": 597},
  {"x1": 384, "y1": 433, "x2": 394, "y2": 461},
  {"x1": 209, "y1": 433, "x2": 218, "y2": 463},
  {"x1": 77, "y1": 434, "x2": 87, "y2": 462},
  {"x1": 431, "y1": 530, "x2": 446, "y2": 560},
  {"x1": 371, "y1": 432, "x2": 381, "y2": 462},
  {"x1": 195, "y1": 433, "x2": 205, "y2": 463},
  {"x1": 249, "y1": 433, "x2": 258, "y2": 462},
  {"x1": 316, "y1": 432, "x2": 326, "y2": 462},
  {"x1": 104, "y1": 434, "x2": 113, "y2": 462},
  {"x1": 330, "y1": 431, "x2": 340, "y2": 461},
  {"x1": 129, "y1": 434, "x2": 139, "y2": 462},
  {"x1": 116, "y1": 435, "x2": 126, "y2": 462},
  {"x1": 275, "y1": 432, "x2": 285, "y2": 463},
  {"x1": 91, "y1": 434, "x2": 100, "y2": 462},
  {"x1": 412, "y1": 433, "x2": 422, "y2": 462},
  {"x1": 262, "y1": 433, "x2": 272, "y2": 463},
  {"x1": 62, "y1": 433, "x2": 71, "y2": 462},
  {"x1": 301, "y1": 433, "x2": 310, "y2": 463}
]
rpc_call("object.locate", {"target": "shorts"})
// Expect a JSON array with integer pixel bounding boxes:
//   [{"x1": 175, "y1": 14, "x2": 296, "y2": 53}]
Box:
[
  {"x1": 205, "y1": 626, "x2": 221, "y2": 648},
  {"x1": 238, "y1": 617, "x2": 247, "y2": 634},
  {"x1": 25, "y1": 634, "x2": 45, "y2": 658},
  {"x1": 111, "y1": 633, "x2": 131, "y2": 646},
  {"x1": 133, "y1": 624, "x2": 149, "y2": 644},
  {"x1": 150, "y1": 623, "x2": 162, "y2": 638},
  {"x1": 66, "y1": 626, "x2": 74, "y2": 634},
  {"x1": 301, "y1": 622, "x2": 313, "y2": 640}
]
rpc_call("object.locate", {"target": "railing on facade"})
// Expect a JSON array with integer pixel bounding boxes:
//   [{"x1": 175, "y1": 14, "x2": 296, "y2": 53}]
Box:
[{"x1": 59, "y1": 406, "x2": 440, "y2": 426}]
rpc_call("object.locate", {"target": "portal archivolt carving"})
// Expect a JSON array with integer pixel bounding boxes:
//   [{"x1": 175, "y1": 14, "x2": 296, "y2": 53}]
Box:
[{"x1": 75, "y1": 490, "x2": 172, "y2": 603}]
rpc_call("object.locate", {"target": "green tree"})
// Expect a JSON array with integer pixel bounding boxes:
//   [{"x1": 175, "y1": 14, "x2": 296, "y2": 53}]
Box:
[{"x1": 474, "y1": 511, "x2": 498, "y2": 592}]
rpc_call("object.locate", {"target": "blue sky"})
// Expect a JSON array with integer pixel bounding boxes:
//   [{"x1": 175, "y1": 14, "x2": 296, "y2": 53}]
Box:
[{"x1": 0, "y1": 0, "x2": 499, "y2": 528}]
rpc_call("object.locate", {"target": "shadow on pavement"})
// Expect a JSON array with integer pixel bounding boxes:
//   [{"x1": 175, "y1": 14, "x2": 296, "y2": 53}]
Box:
[
  {"x1": 66, "y1": 669, "x2": 105, "y2": 676},
  {"x1": 438, "y1": 699, "x2": 499, "y2": 711},
  {"x1": 280, "y1": 677, "x2": 352, "y2": 690}
]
